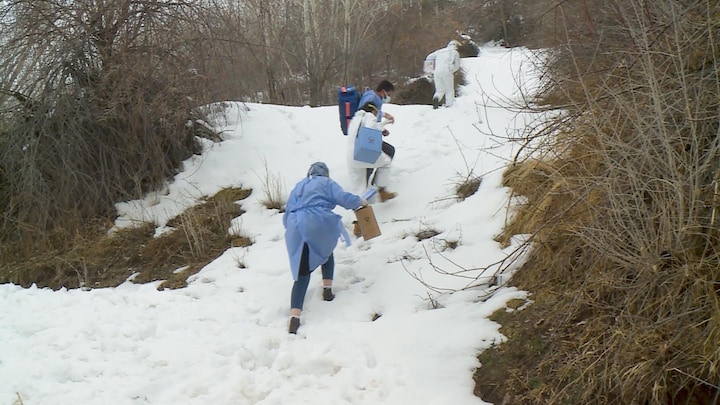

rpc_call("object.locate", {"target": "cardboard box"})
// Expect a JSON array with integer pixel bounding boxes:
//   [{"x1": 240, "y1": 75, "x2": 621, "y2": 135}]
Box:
[{"x1": 355, "y1": 206, "x2": 381, "y2": 240}]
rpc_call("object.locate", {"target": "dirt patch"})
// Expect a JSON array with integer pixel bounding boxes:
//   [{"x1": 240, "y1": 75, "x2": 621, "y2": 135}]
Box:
[{"x1": 473, "y1": 297, "x2": 554, "y2": 404}]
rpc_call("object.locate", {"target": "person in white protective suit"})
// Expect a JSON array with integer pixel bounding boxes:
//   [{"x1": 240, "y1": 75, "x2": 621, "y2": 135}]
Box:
[
  {"x1": 427, "y1": 40, "x2": 461, "y2": 109},
  {"x1": 345, "y1": 101, "x2": 397, "y2": 237},
  {"x1": 346, "y1": 101, "x2": 397, "y2": 202}
]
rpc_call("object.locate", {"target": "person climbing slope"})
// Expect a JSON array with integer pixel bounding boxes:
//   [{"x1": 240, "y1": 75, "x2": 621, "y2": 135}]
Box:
[
  {"x1": 283, "y1": 162, "x2": 367, "y2": 334},
  {"x1": 426, "y1": 40, "x2": 461, "y2": 109}
]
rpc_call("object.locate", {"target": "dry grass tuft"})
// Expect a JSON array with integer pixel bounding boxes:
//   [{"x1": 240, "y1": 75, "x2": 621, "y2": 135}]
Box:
[
  {"x1": 0, "y1": 187, "x2": 252, "y2": 290},
  {"x1": 455, "y1": 176, "x2": 482, "y2": 200},
  {"x1": 257, "y1": 161, "x2": 286, "y2": 211}
]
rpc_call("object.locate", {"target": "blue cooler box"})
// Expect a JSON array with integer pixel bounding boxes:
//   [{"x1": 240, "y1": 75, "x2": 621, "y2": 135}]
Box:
[{"x1": 354, "y1": 126, "x2": 382, "y2": 163}]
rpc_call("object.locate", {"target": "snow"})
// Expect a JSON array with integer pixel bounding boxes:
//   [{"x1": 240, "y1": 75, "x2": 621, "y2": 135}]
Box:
[{"x1": 0, "y1": 45, "x2": 545, "y2": 405}]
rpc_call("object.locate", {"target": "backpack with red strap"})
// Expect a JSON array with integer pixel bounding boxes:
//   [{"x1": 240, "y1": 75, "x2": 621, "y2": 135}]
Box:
[{"x1": 337, "y1": 85, "x2": 361, "y2": 135}]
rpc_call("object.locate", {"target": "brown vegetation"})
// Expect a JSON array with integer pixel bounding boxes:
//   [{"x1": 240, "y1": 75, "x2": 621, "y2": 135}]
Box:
[
  {"x1": 0, "y1": 188, "x2": 252, "y2": 290},
  {"x1": 0, "y1": 0, "x2": 216, "y2": 257},
  {"x1": 476, "y1": 0, "x2": 720, "y2": 403}
]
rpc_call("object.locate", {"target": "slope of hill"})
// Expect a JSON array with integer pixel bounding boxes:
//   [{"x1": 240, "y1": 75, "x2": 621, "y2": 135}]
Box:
[{"x1": 0, "y1": 45, "x2": 544, "y2": 405}]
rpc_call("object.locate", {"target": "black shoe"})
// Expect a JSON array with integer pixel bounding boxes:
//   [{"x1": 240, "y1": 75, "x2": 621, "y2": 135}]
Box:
[
  {"x1": 288, "y1": 316, "x2": 300, "y2": 334},
  {"x1": 432, "y1": 98, "x2": 439, "y2": 110},
  {"x1": 323, "y1": 288, "x2": 335, "y2": 301}
]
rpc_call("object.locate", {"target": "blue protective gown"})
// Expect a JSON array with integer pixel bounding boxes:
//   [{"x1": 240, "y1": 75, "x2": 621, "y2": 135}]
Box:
[
  {"x1": 358, "y1": 90, "x2": 384, "y2": 113},
  {"x1": 283, "y1": 175, "x2": 363, "y2": 280}
]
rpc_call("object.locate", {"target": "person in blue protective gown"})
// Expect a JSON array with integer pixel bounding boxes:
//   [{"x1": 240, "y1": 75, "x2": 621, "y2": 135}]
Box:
[
  {"x1": 283, "y1": 162, "x2": 367, "y2": 334},
  {"x1": 357, "y1": 79, "x2": 395, "y2": 124}
]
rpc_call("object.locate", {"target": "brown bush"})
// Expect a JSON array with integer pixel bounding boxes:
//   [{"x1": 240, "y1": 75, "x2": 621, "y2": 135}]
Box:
[
  {"x1": 0, "y1": 1, "x2": 214, "y2": 256},
  {"x1": 479, "y1": 0, "x2": 720, "y2": 403}
]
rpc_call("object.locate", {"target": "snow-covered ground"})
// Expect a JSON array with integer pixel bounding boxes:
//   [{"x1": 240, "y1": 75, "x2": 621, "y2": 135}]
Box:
[{"x1": 0, "y1": 45, "x2": 543, "y2": 405}]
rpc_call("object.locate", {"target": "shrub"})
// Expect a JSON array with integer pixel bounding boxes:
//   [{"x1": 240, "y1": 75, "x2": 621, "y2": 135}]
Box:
[
  {"x1": 394, "y1": 69, "x2": 466, "y2": 106},
  {"x1": 481, "y1": 1, "x2": 720, "y2": 403},
  {"x1": 0, "y1": 0, "x2": 213, "y2": 256}
]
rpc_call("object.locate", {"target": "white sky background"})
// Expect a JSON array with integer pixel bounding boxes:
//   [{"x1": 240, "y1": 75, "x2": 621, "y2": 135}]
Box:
[{"x1": 0, "y1": 45, "x2": 545, "y2": 405}]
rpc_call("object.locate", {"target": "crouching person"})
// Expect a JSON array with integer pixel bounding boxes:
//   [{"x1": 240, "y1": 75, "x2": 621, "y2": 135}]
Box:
[{"x1": 283, "y1": 162, "x2": 367, "y2": 334}]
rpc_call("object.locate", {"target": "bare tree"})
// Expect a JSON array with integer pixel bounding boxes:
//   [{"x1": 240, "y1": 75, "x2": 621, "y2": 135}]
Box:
[{"x1": 0, "y1": 0, "x2": 212, "y2": 251}]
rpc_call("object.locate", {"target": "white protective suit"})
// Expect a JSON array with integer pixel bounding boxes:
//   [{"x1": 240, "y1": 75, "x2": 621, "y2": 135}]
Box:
[
  {"x1": 346, "y1": 110, "x2": 393, "y2": 194},
  {"x1": 428, "y1": 41, "x2": 461, "y2": 107}
]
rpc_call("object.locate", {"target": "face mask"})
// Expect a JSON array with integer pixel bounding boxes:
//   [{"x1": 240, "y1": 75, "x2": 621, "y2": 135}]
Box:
[{"x1": 382, "y1": 95, "x2": 391, "y2": 103}]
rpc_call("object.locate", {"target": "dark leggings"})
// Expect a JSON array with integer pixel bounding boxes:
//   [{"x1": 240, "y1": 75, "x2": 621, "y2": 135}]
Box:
[
  {"x1": 366, "y1": 142, "x2": 396, "y2": 184},
  {"x1": 290, "y1": 243, "x2": 334, "y2": 310}
]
